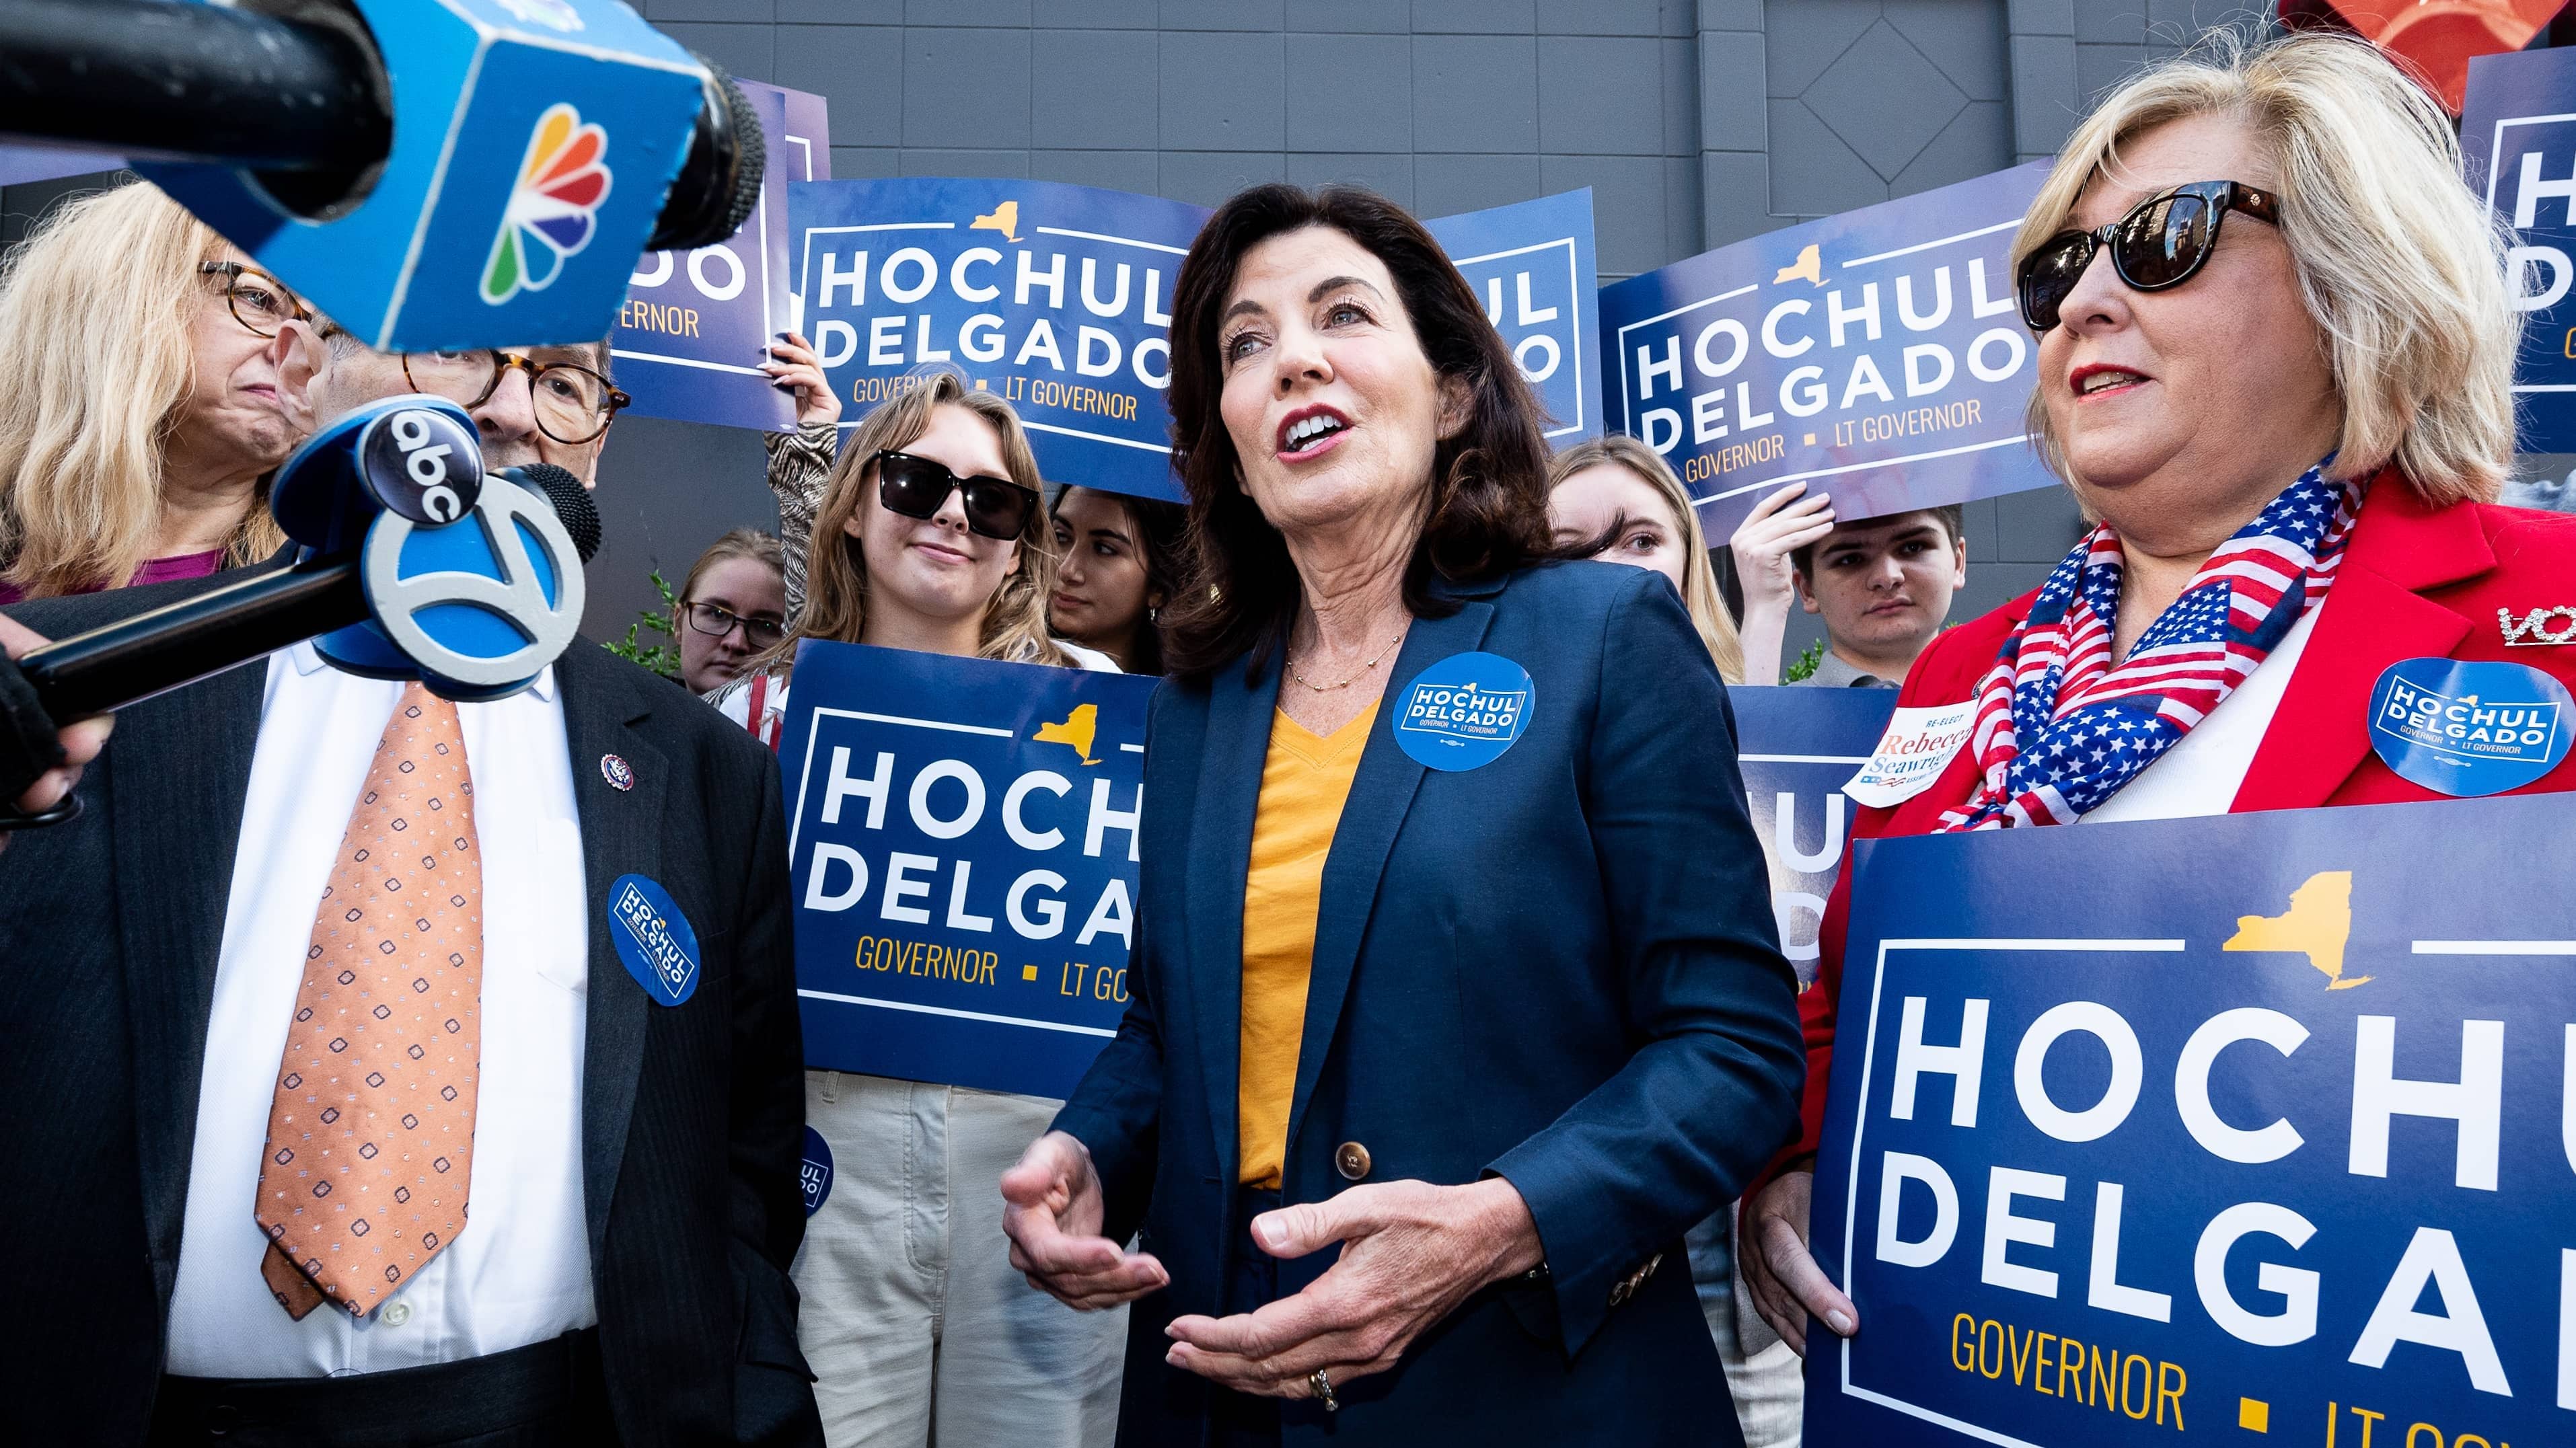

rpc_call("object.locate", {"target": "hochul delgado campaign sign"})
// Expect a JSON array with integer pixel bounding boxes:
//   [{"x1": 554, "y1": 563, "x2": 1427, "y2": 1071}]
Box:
[
  {"x1": 1807, "y1": 792, "x2": 2576, "y2": 1446},
  {"x1": 1423, "y1": 189, "x2": 1602, "y2": 445},
  {"x1": 1732, "y1": 686, "x2": 1899, "y2": 989},
  {"x1": 778, "y1": 642, "x2": 1155, "y2": 1099},
  {"x1": 790, "y1": 178, "x2": 1209, "y2": 502},
  {"x1": 1599, "y1": 164, "x2": 2061, "y2": 542},
  {"x1": 2462, "y1": 47, "x2": 2576, "y2": 455}
]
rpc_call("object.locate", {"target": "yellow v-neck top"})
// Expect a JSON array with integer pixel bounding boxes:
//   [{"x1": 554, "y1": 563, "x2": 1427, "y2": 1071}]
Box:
[{"x1": 1236, "y1": 701, "x2": 1376, "y2": 1189}]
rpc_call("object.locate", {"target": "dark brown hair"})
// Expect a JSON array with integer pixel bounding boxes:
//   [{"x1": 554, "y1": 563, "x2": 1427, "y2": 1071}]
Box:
[
  {"x1": 1054, "y1": 485, "x2": 1188, "y2": 675},
  {"x1": 1791, "y1": 503, "x2": 1965, "y2": 580},
  {"x1": 1158, "y1": 184, "x2": 1566, "y2": 677}
]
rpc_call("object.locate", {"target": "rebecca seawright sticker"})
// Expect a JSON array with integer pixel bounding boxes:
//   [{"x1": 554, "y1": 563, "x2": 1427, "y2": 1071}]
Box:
[
  {"x1": 1394, "y1": 652, "x2": 1533, "y2": 771},
  {"x1": 607, "y1": 874, "x2": 702, "y2": 1007},
  {"x1": 2366, "y1": 656, "x2": 2573, "y2": 798},
  {"x1": 1842, "y1": 699, "x2": 1976, "y2": 809}
]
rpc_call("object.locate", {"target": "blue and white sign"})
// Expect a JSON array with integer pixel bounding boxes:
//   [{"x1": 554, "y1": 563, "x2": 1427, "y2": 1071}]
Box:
[
  {"x1": 1731, "y1": 686, "x2": 1900, "y2": 987},
  {"x1": 612, "y1": 82, "x2": 828, "y2": 432},
  {"x1": 779, "y1": 642, "x2": 1158, "y2": 1098},
  {"x1": 2367, "y1": 658, "x2": 2573, "y2": 798},
  {"x1": 790, "y1": 179, "x2": 1210, "y2": 502},
  {"x1": 2462, "y1": 48, "x2": 2576, "y2": 454},
  {"x1": 1598, "y1": 164, "x2": 2059, "y2": 543},
  {"x1": 1808, "y1": 792, "x2": 2576, "y2": 1446},
  {"x1": 1393, "y1": 651, "x2": 1533, "y2": 772},
  {"x1": 1424, "y1": 190, "x2": 1600, "y2": 444},
  {"x1": 607, "y1": 874, "x2": 702, "y2": 1007},
  {"x1": 799, "y1": 1126, "x2": 834, "y2": 1217}
]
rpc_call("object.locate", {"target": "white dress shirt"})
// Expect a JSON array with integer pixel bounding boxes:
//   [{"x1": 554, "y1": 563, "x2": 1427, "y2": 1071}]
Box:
[
  {"x1": 165, "y1": 642, "x2": 595, "y2": 1377},
  {"x1": 2081, "y1": 599, "x2": 2325, "y2": 824}
]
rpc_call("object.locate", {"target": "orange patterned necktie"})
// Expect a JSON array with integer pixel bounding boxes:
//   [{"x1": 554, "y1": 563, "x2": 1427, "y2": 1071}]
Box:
[{"x1": 256, "y1": 683, "x2": 483, "y2": 1320}]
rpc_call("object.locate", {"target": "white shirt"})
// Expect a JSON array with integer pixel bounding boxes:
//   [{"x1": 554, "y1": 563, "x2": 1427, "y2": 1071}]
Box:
[
  {"x1": 165, "y1": 642, "x2": 595, "y2": 1377},
  {"x1": 2081, "y1": 600, "x2": 2324, "y2": 824}
]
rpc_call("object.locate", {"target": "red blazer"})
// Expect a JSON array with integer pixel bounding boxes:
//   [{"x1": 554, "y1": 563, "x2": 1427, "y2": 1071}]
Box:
[{"x1": 1781, "y1": 476, "x2": 2576, "y2": 1168}]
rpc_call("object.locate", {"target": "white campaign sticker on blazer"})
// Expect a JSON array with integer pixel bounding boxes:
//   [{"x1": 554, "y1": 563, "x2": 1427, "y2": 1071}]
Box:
[{"x1": 1843, "y1": 700, "x2": 1977, "y2": 809}]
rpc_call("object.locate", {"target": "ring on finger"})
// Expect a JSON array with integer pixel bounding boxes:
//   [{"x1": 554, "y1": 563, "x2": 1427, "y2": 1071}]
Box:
[{"x1": 1308, "y1": 1368, "x2": 1339, "y2": 1412}]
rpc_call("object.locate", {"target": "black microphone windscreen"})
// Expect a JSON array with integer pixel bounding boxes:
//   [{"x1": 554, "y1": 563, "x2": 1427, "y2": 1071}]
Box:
[{"x1": 503, "y1": 465, "x2": 603, "y2": 564}]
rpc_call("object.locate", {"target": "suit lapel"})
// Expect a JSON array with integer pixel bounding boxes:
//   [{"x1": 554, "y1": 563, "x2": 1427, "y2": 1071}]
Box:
[
  {"x1": 1282, "y1": 595, "x2": 1496, "y2": 1167},
  {"x1": 553, "y1": 648, "x2": 671, "y2": 1260},
  {"x1": 112, "y1": 660, "x2": 263, "y2": 1303},
  {"x1": 1186, "y1": 652, "x2": 1280, "y2": 1184},
  {"x1": 2235, "y1": 483, "x2": 2487, "y2": 812}
]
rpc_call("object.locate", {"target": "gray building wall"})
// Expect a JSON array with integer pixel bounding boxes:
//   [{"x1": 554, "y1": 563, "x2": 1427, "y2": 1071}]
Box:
[{"x1": 0, "y1": 1, "x2": 2250, "y2": 658}]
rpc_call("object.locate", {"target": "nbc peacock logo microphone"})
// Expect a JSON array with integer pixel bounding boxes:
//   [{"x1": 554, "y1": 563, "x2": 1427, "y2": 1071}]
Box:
[{"x1": 482, "y1": 104, "x2": 613, "y2": 306}]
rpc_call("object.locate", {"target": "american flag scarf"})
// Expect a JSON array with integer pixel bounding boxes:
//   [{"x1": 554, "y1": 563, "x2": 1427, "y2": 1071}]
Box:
[{"x1": 1934, "y1": 465, "x2": 2358, "y2": 832}]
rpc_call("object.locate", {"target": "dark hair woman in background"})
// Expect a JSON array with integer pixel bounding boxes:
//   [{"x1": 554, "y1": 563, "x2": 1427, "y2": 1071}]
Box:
[
  {"x1": 1048, "y1": 484, "x2": 1187, "y2": 674},
  {"x1": 999, "y1": 184, "x2": 1802, "y2": 1447}
]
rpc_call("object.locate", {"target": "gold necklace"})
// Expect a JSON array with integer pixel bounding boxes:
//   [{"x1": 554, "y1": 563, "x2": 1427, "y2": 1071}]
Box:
[{"x1": 1288, "y1": 627, "x2": 1407, "y2": 692}]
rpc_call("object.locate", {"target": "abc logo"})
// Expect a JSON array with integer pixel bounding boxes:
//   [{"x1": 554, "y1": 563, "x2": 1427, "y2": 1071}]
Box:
[{"x1": 361, "y1": 406, "x2": 484, "y2": 525}]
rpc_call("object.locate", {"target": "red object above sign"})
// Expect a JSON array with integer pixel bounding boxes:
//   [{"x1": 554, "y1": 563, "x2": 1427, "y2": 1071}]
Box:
[{"x1": 2279, "y1": 0, "x2": 2570, "y2": 110}]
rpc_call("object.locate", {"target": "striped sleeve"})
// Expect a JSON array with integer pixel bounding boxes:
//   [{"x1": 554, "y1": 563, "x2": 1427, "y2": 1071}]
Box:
[{"x1": 760, "y1": 420, "x2": 840, "y2": 627}]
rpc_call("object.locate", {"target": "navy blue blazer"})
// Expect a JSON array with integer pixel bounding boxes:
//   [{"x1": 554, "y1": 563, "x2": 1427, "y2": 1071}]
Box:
[{"x1": 1053, "y1": 560, "x2": 1804, "y2": 1446}]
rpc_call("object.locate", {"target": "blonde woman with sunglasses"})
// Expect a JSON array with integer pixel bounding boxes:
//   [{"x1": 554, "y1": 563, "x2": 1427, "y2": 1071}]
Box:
[
  {"x1": 714, "y1": 369, "x2": 1124, "y2": 1446},
  {"x1": 0, "y1": 183, "x2": 317, "y2": 603}
]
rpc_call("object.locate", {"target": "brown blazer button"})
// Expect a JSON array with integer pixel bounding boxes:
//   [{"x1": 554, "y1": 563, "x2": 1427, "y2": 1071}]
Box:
[{"x1": 1335, "y1": 1141, "x2": 1372, "y2": 1181}]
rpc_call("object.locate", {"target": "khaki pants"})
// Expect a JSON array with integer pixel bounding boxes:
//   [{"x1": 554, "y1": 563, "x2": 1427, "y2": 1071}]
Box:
[
  {"x1": 793, "y1": 1073, "x2": 1127, "y2": 1448},
  {"x1": 1689, "y1": 1201, "x2": 1804, "y2": 1448}
]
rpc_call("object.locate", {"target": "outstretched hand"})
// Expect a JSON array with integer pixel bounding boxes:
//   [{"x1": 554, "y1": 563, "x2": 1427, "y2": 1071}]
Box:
[
  {"x1": 1002, "y1": 1131, "x2": 1168, "y2": 1311},
  {"x1": 1162, "y1": 1177, "x2": 1543, "y2": 1402}
]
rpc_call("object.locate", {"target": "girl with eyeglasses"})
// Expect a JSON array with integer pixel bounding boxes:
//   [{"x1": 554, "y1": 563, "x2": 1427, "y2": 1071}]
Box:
[
  {"x1": 674, "y1": 527, "x2": 787, "y2": 697},
  {"x1": 712, "y1": 367, "x2": 1124, "y2": 1447},
  {"x1": 0, "y1": 184, "x2": 316, "y2": 603}
]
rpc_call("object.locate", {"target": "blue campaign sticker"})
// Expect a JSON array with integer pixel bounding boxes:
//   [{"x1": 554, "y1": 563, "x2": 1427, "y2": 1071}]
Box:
[
  {"x1": 606, "y1": 874, "x2": 702, "y2": 1007},
  {"x1": 2367, "y1": 657, "x2": 2574, "y2": 797},
  {"x1": 799, "y1": 1127, "x2": 833, "y2": 1217},
  {"x1": 1393, "y1": 651, "x2": 1535, "y2": 772}
]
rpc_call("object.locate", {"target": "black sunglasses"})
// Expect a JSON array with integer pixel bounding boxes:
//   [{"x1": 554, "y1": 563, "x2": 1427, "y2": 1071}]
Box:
[
  {"x1": 873, "y1": 451, "x2": 1039, "y2": 541},
  {"x1": 2016, "y1": 180, "x2": 2280, "y2": 334}
]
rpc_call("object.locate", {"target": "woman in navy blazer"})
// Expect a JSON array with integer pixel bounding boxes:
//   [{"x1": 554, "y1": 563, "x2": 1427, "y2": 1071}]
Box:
[{"x1": 998, "y1": 184, "x2": 1804, "y2": 1446}]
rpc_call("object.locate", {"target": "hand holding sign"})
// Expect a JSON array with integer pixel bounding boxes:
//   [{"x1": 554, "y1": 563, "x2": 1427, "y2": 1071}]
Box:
[
  {"x1": 1729, "y1": 483, "x2": 1837, "y2": 685},
  {"x1": 1001, "y1": 1130, "x2": 1167, "y2": 1310},
  {"x1": 760, "y1": 330, "x2": 840, "y2": 428},
  {"x1": 1741, "y1": 1166, "x2": 1858, "y2": 1356}
]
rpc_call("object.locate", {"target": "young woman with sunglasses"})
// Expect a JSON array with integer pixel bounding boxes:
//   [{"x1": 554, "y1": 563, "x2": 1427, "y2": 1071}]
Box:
[
  {"x1": 714, "y1": 368, "x2": 1122, "y2": 1447},
  {"x1": 1737, "y1": 31, "x2": 2576, "y2": 1363},
  {"x1": 0, "y1": 184, "x2": 316, "y2": 603}
]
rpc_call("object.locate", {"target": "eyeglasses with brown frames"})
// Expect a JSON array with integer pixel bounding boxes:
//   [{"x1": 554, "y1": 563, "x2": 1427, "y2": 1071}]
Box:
[
  {"x1": 398, "y1": 348, "x2": 633, "y2": 445},
  {"x1": 198, "y1": 260, "x2": 314, "y2": 338}
]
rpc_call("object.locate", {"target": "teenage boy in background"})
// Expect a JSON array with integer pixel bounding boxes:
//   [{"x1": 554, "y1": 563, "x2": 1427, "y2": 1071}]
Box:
[{"x1": 1729, "y1": 482, "x2": 1966, "y2": 688}]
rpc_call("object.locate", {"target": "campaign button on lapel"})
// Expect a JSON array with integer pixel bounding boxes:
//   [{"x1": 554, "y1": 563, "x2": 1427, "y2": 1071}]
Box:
[
  {"x1": 2367, "y1": 658, "x2": 2574, "y2": 798},
  {"x1": 1393, "y1": 652, "x2": 1534, "y2": 772},
  {"x1": 599, "y1": 753, "x2": 635, "y2": 791},
  {"x1": 607, "y1": 874, "x2": 700, "y2": 1006}
]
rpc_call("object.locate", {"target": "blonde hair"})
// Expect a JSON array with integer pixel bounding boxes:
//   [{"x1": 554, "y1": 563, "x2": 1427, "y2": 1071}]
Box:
[
  {"x1": 1548, "y1": 434, "x2": 1746, "y2": 683},
  {"x1": 2016, "y1": 30, "x2": 2518, "y2": 507},
  {"x1": 758, "y1": 370, "x2": 1068, "y2": 675},
  {"x1": 681, "y1": 526, "x2": 784, "y2": 605},
  {"x1": 0, "y1": 184, "x2": 290, "y2": 597}
]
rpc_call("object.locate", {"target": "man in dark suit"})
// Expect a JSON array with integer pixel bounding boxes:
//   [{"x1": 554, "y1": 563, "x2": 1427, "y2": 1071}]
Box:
[{"x1": 0, "y1": 330, "x2": 822, "y2": 1447}]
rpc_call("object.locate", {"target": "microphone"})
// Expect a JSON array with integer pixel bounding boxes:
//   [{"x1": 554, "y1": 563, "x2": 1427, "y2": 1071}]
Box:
[{"x1": 0, "y1": 0, "x2": 764, "y2": 351}]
